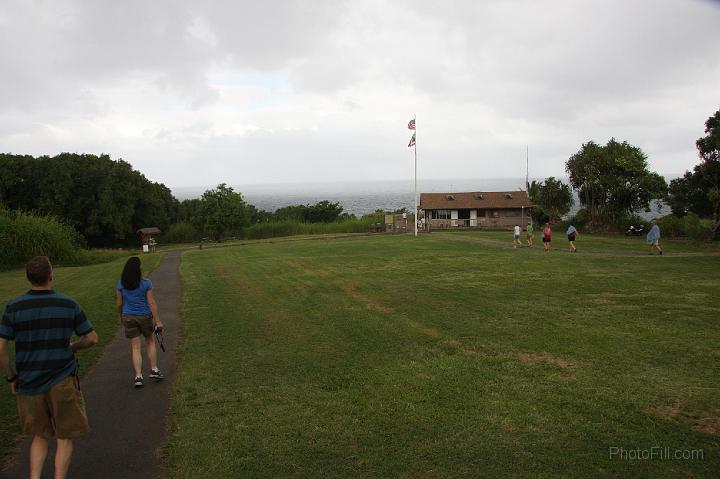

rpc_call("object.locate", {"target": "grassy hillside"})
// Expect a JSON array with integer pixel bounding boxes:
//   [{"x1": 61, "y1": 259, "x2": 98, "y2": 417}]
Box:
[{"x1": 166, "y1": 232, "x2": 720, "y2": 478}]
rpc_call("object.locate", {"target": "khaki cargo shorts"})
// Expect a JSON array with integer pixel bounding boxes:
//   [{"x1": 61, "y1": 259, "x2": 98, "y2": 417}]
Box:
[
  {"x1": 122, "y1": 314, "x2": 154, "y2": 338},
  {"x1": 16, "y1": 375, "x2": 90, "y2": 439}
]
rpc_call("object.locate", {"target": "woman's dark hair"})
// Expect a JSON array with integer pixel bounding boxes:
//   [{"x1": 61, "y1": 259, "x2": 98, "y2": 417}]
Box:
[{"x1": 121, "y1": 257, "x2": 142, "y2": 290}]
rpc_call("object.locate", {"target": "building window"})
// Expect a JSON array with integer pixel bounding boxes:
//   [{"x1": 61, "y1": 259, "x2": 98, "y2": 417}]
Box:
[
  {"x1": 477, "y1": 209, "x2": 487, "y2": 218},
  {"x1": 504, "y1": 209, "x2": 521, "y2": 217},
  {"x1": 434, "y1": 210, "x2": 451, "y2": 219}
]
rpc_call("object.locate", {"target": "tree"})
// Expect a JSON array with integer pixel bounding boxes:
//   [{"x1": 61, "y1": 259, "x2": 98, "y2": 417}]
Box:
[
  {"x1": 565, "y1": 139, "x2": 667, "y2": 228},
  {"x1": 272, "y1": 200, "x2": 345, "y2": 223},
  {"x1": 528, "y1": 177, "x2": 573, "y2": 223},
  {"x1": 0, "y1": 153, "x2": 179, "y2": 246},
  {"x1": 668, "y1": 108, "x2": 720, "y2": 235},
  {"x1": 198, "y1": 184, "x2": 250, "y2": 241}
]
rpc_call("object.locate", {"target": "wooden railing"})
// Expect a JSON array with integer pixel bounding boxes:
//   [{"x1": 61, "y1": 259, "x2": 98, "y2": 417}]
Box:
[{"x1": 428, "y1": 218, "x2": 522, "y2": 229}]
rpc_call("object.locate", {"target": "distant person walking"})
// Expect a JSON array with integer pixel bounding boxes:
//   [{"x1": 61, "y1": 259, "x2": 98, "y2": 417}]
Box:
[
  {"x1": 116, "y1": 257, "x2": 164, "y2": 387},
  {"x1": 542, "y1": 223, "x2": 552, "y2": 252},
  {"x1": 567, "y1": 225, "x2": 579, "y2": 252},
  {"x1": 513, "y1": 224, "x2": 522, "y2": 248},
  {"x1": 526, "y1": 222, "x2": 534, "y2": 247},
  {"x1": 647, "y1": 219, "x2": 663, "y2": 255},
  {"x1": 0, "y1": 256, "x2": 98, "y2": 479}
]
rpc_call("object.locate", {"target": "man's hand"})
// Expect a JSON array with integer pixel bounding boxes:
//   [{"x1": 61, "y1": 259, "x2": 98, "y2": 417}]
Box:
[
  {"x1": 9, "y1": 379, "x2": 17, "y2": 395},
  {"x1": 70, "y1": 331, "x2": 99, "y2": 352}
]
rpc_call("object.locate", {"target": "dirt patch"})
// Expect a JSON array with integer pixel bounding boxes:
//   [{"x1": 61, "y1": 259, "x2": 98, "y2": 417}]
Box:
[
  {"x1": 644, "y1": 403, "x2": 720, "y2": 435},
  {"x1": 518, "y1": 352, "x2": 578, "y2": 370}
]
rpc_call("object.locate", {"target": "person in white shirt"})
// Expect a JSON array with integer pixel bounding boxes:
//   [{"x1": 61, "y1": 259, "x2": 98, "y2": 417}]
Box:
[{"x1": 513, "y1": 225, "x2": 521, "y2": 248}]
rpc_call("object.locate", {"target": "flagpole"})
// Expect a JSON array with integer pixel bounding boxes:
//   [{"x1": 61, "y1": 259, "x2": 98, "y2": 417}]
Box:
[{"x1": 414, "y1": 117, "x2": 418, "y2": 237}]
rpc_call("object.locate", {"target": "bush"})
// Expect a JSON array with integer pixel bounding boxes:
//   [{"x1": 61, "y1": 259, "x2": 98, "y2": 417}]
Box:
[
  {"x1": 0, "y1": 209, "x2": 81, "y2": 270},
  {"x1": 163, "y1": 221, "x2": 200, "y2": 243},
  {"x1": 655, "y1": 213, "x2": 714, "y2": 242},
  {"x1": 658, "y1": 215, "x2": 685, "y2": 239},
  {"x1": 571, "y1": 208, "x2": 591, "y2": 228},
  {"x1": 614, "y1": 214, "x2": 649, "y2": 235},
  {"x1": 683, "y1": 213, "x2": 714, "y2": 243}
]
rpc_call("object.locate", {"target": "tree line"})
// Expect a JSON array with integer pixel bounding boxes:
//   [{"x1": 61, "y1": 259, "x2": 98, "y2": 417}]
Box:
[
  {"x1": 528, "y1": 107, "x2": 719, "y2": 238},
  {"x1": 0, "y1": 153, "x2": 177, "y2": 246},
  {"x1": 0, "y1": 155, "x2": 357, "y2": 246},
  {"x1": 1, "y1": 107, "x2": 718, "y2": 246}
]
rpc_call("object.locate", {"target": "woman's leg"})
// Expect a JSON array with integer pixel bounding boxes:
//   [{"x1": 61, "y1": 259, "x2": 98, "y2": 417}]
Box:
[
  {"x1": 145, "y1": 334, "x2": 158, "y2": 371},
  {"x1": 131, "y1": 336, "x2": 142, "y2": 377}
]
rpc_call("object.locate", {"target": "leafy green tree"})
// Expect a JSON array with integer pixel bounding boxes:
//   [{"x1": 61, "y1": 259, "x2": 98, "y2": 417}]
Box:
[
  {"x1": 528, "y1": 177, "x2": 573, "y2": 223},
  {"x1": 272, "y1": 201, "x2": 345, "y2": 223},
  {"x1": 0, "y1": 153, "x2": 178, "y2": 246},
  {"x1": 668, "y1": 108, "x2": 720, "y2": 235},
  {"x1": 198, "y1": 184, "x2": 250, "y2": 241},
  {"x1": 565, "y1": 139, "x2": 667, "y2": 228}
]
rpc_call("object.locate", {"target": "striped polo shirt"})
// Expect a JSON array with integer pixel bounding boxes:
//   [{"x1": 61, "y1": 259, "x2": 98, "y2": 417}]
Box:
[{"x1": 0, "y1": 289, "x2": 94, "y2": 395}]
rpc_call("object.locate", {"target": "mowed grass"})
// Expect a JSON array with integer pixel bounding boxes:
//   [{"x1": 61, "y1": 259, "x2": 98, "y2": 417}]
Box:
[
  {"x1": 0, "y1": 252, "x2": 164, "y2": 464},
  {"x1": 167, "y1": 233, "x2": 720, "y2": 478}
]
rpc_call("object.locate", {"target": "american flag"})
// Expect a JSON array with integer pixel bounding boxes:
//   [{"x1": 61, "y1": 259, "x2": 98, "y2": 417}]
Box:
[
  {"x1": 408, "y1": 118, "x2": 415, "y2": 130},
  {"x1": 408, "y1": 133, "x2": 416, "y2": 147}
]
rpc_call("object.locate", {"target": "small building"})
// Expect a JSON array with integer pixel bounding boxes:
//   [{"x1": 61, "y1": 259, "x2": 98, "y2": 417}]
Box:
[
  {"x1": 137, "y1": 227, "x2": 161, "y2": 246},
  {"x1": 420, "y1": 191, "x2": 532, "y2": 229}
]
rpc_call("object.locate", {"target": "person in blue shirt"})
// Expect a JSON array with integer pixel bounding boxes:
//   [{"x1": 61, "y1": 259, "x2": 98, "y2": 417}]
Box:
[
  {"x1": 566, "y1": 225, "x2": 579, "y2": 253},
  {"x1": 116, "y1": 257, "x2": 164, "y2": 387},
  {"x1": 0, "y1": 256, "x2": 98, "y2": 479},
  {"x1": 646, "y1": 219, "x2": 663, "y2": 255}
]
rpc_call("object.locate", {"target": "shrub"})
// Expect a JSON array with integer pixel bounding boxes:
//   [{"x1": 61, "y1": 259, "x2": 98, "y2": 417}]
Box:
[
  {"x1": 614, "y1": 214, "x2": 649, "y2": 235},
  {"x1": 0, "y1": 210, "x2": 81, "y2": 270},
  {"x1": 655, "y1": 213, "x2": 714, "y2": 242},
  {"x1": 163, "y1": 222, "x2": 201, "y2": 244},
  {"x1": 658, "y1": 215, "x2": 685, "y2": 239},
  {"x1": 572, "y1": 208, "x2": 591, "y2": 228},
  {"x1": 683, "y1": 213, "x2": 714, "y2": 243}
]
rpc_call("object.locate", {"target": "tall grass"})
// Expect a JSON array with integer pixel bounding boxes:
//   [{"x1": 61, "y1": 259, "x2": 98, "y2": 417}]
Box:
[
  {"x1": 0, "y1": 209, "x2": 81, "y2": 270},
  {"x1": 242, "y1": 216, "x2": 383, "y2": 240}
]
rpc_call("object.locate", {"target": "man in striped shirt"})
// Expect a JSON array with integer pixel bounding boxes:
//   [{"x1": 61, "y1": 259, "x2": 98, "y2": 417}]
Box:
[{"x1": 0, "y1": 256, "x2": 98, "y2": 479}]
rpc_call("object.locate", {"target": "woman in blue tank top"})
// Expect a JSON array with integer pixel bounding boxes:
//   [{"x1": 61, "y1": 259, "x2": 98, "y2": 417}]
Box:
[{"x1": 116, "y1": 257, "x2": 164, "y2": 388}]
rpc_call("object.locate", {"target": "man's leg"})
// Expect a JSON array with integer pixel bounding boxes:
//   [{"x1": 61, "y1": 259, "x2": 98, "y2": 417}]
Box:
[
  {"x1": 29, "y1": 435, "x2": 49, "y2": 479},
  {"x1": 145, "y1": 334, "x2": 158, "y2": 371},
  {"x1": 54, "y1": 438, "x2": 73, "y2": 479},
  {"x1": 131, "y1": 336, "x2": 143, "y2": 377}
]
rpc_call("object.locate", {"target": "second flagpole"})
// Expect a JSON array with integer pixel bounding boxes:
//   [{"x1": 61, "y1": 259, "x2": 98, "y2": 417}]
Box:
[{"x1": 414, "y1": 118, "x2": 418, "y2": 237}]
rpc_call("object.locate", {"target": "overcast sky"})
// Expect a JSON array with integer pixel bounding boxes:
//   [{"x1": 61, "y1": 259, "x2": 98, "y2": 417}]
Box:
[{"x1": 1, "y1": 0, "x2": 719, "y2": 188}]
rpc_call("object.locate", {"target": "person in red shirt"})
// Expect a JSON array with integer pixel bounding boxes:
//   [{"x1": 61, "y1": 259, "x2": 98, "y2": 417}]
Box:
[{"x1": 542, "y1": 223, "x2": 552, "y2": 252}]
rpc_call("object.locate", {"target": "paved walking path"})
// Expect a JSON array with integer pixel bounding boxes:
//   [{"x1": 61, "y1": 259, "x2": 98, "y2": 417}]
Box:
[{"x1": 1, "y1": 250, "x2": 182, "y2": 479}]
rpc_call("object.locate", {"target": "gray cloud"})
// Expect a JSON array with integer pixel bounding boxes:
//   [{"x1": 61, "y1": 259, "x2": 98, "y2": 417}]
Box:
[{"x1": 0, "y1": 0, "x2": 719, "y2": 186}]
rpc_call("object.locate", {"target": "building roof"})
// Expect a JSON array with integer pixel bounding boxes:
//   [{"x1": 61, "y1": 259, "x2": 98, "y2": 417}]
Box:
[
  {"x1": 419, "y1": 191, "x2": 532, "y2": 210},
  {"x1": 136, "y1": 227, "x2": 161, "y2": 236}
]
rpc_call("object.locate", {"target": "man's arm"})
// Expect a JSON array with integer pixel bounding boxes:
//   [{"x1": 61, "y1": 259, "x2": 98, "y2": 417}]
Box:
[
  {"x1": 71, "y1": 331, "x2": 98, "y2": 352},
  {"x1": 0, "y1": 338, "x2": 17, "y2": 394}
]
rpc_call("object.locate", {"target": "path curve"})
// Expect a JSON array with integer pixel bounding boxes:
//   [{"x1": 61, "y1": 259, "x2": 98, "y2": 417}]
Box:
[{"x1": 1, "y1": 250, "x2": 182, "y2": 479}]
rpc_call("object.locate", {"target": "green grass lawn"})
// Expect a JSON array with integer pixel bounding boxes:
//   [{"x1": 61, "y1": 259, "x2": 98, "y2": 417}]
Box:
[
  {"x1": 166, "y1": 232, "x2": 720, "y2": 478},
  {"x1": 0, "y1": 252, "x2": 164, "y2": 464}
]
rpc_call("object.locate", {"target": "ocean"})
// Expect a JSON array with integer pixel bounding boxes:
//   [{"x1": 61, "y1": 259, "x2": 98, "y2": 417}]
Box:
[{"x1": 171, "y1": 177, "x2": 669, "y2": 220}]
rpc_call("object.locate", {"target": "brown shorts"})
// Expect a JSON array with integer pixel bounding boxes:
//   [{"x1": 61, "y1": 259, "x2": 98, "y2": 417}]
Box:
[
  {"x1": 123, "y1": 315, "x2": 154, "y2": 338},
  {"x1": 16, "y1": 375, "x2": 90, "y2": 439}
]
